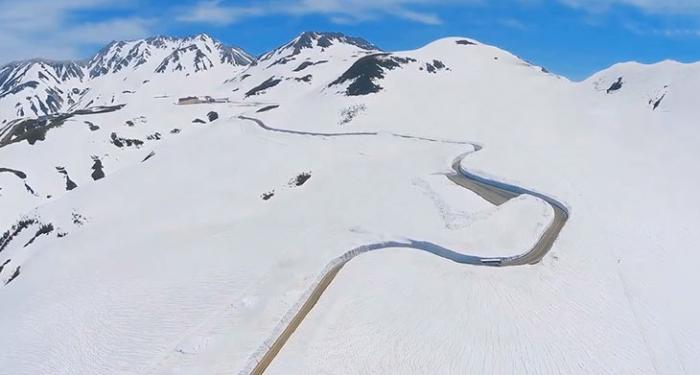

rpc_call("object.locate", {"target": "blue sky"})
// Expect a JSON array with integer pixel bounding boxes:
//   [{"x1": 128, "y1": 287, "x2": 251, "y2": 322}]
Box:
[{"x1": 2, "y1": 0, "x2": 700, "y2": 80}]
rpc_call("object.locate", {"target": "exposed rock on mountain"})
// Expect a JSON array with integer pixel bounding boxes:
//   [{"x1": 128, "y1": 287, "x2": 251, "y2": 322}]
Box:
[{"x1": 329, "y1": 54, "x2": 417, "y2": 95}]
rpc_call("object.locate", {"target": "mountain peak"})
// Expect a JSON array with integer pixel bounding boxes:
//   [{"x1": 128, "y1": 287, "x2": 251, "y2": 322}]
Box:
[
  {"x1": 87, "y1": 33, "x2": 253, "y2": 79},
  {"x1": 293, "y1": 31, "x2": 379, "y2": 51},
  {"x1": 259, "y1": 31, "x2": 380, "y2": 62}
]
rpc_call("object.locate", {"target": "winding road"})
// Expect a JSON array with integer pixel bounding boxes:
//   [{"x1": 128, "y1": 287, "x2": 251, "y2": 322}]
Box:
[
  {"x1": 447, "y1": 154, "x2": 569, "y2": 266},
  {"x1": 236, "y1": 115, "x2": 569, "y2": 374}
]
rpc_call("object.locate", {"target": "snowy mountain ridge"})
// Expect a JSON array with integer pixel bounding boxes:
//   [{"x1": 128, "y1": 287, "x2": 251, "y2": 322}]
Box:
[
  {"x1": 0, "y1": 33, "x2": 254, "y2": 121},
  {"x1": 257, "y1": 31, "x2": 380, "y2": 63},
  {"x1": 1, "y1": 30, "x2": 700, "y2": 375},
  {"x1": 5, "y1": 30, "x2": 695, "y2": 123},
  {"x1": 87, "y1": 34, "x2": 253, "y2": 78},
  {"x1": 0, "y1": 31, "x2": 388, "y2": 122}
]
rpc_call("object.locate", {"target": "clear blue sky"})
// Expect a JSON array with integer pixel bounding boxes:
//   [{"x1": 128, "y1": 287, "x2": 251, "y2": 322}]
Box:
[{"x1": 2, "y1": 0, "x2": 700, "y2": 80}]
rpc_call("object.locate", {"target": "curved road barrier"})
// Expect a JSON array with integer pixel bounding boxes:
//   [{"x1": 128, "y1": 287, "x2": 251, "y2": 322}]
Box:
[
  {"x1": 236, "y1": 115, "x2": 569, "y2": 374},
  {"x1": 447, "y1": 154, "x2": 569, "y2": 266},
  {"x1": 238, "y1": 115, "x2": 473, "y2": 145}
]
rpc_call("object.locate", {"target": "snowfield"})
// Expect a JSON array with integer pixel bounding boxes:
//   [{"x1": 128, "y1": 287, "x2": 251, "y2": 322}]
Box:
[
  {"x1": 1, "y1": 111, "x2": 549, "y2": 374},
  {"x1": 269, "y1": 249, "x2": 656, "y2": 374},
  {"x1": 1, "y1": 32, "x2": 699, "y2": 374}
]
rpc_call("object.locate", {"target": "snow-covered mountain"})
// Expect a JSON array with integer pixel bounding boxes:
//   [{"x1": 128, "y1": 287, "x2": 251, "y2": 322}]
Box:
[
  {"x1": 0, "y1": 59, "x2": 86, "y2": 120},
  {"x1": 224, "y1": 31, "x2": 380, "y2": 101},
  {"x1": 584, "y1": 59, "x2": 700, "y2": 119},
  {"x1": 1, "y1": 31, "x2": 700, "y2": 375},
  {"x1": 0, "y1": 34, "x2": 253, "y2": 121},
  {"x1": 87, "y1": 34, "x2": 252, "y2": 78}
]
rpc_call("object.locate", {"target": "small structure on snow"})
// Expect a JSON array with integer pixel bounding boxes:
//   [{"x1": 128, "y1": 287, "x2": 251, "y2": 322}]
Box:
[{"x1": 177, "y1": 96, "x2": 229, "y2": 105}]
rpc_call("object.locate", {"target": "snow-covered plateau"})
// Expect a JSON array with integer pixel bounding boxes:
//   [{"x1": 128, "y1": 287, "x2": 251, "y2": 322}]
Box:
[{"x1": 1, "y1": 32, "x2": 698, "y2": 374}]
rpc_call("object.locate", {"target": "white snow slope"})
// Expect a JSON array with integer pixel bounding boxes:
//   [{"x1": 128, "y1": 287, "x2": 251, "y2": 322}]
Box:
[{"x1": 1, "y1": 32, "x2": 699, "y2": 375}]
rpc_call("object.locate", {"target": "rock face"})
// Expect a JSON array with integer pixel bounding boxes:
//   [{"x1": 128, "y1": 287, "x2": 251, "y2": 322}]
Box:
[
  {"x1": 329, "y1": 54, "x2": 416, "y2": 96},
  {"x1": 606, "y1": 77, "x2": 623, "y2": 94},
  {"x1": 245, "y1": 77, "x2": 282, "y2": 97},
  {"x1": 0, "y1": 105, "x2": 123, "y2": 148},
  {"x1": 90, "y1": 157, "x2": 105, "y2": 181}
]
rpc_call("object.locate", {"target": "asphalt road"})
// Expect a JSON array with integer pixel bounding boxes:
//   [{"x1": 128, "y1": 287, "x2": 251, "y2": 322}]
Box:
[
  {"x1": 447, "y1": 154, "x2": 569, "y2": 265},
  {"x1": 238, "y1": 115, "x2": 569, "y2": 374}
]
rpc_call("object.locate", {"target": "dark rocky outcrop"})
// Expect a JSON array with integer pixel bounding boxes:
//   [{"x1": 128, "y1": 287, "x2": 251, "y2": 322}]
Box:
[
  {"x1": 456, "y1": 39, "x2": 476, "y2": 46},
  {"x1": 0, "y1": 168, "x2": 27, "y2": 179},
  {"x1": 24, "y1": 224, "x2": 54, "y2": 247},
  {"x1": 329, "y1": 54, "x2": 416, "y2": 96},
  {"x1": 85, "y1": 121, "x2": 100, "y2": 131},
  {"x1": 339, "y1": 104, "x2": 366, "y2": 125},
  {"x1": 110, "y1": 132, "x2": 144, "y2": 148},
  {"x1": 650, "y1": 91, "x2": 667, "y2": 111},
  {"x1": 72, "y1": 212, "x2": 87, "y2": 226},
  {"x1": 146, "y1": 132, "x2": 162, "y2": 140},
  {"x1": 257, "y1": 105, "x2": 280, "y2": 113},
  {"x1": 90, "y1": 157, "x2": 105, "y2": 181},
  {"x1": 56, "y1": 166, "x2": 77, "y2": 191},
  {"x1": 5, "y1": 266, "x2": 20, "y2": 285},
  {"x1": 425, "y1": 60, "x2": 447, "y2": 73},
  {"x1": 24, "y1": 183, "x2": 36, "y2": 195},
  {"x1": 142, "y1": 151, "x2": 156, "y2": 162},
  {"x1": 0, "y1": 219, "x2": 38, "y2": 253},
  {"x1": 293, "y1": 60, "x2": 328, "y2": 72},
  {"x1": 0, "y1": 259, "x2": 10, "y2": 275},
  {"x1": 290, "y1": 172, "x2": 311, "y2": 187},
  {"x1": 0, "y1": 105, "x2": 123, "y2": 148},
  {"x1": 267, "y1": 56, "x2": 296, "y2": 68},
  {"x1": 245, "y1": 77, "x2": 282, "y2": 97},
  {"x1": 0, "y1": 114, "x2": 71, "y2": 147},
  {"x1": 606, "y1": 77, "x2": 623, "y2": 94}
]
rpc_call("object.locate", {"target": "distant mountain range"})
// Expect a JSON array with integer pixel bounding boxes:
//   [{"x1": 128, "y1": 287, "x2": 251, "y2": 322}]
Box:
[{"x1": 0, "y1": 32, "x2": 380, "y2": 120}]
